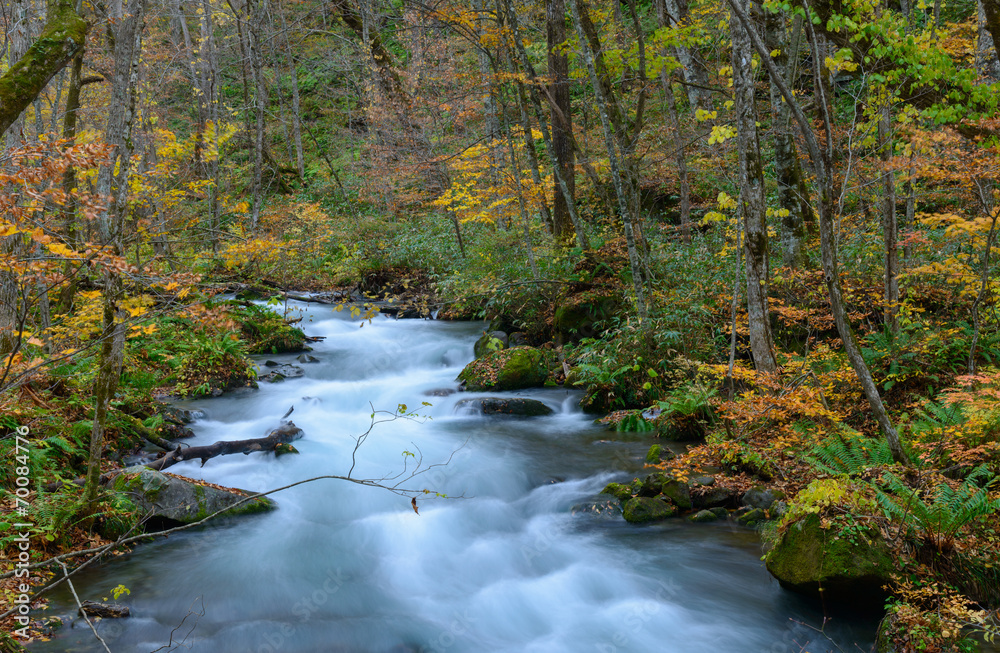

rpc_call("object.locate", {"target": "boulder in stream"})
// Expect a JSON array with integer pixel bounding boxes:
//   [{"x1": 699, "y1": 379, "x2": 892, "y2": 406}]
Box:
[
  {"x1": 454, "y1": 397, "x2": 553, "y2": 417},
  {"x1": 112, "y1": 466, "x2": 274, "y2": 526},
  {"x1": 456, "y1": 346, "x2": 548, "y2": 392},
  {"x1": 765, "y1": 513, "x2": 894, "y2": 602},
  {"x1": 259, "y1": 364, "x2": 305, "y2": 383},
  {"x1": 622, "y1": 496, "x2": 677, "y2": 523}
]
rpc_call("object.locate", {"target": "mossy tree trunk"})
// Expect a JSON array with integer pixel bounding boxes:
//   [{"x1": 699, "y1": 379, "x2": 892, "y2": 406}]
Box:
[
  {"x1": 83, "y1": 0, "x2": 146, "y2": 514},
  {"x1": 764, "y1": 8, "x2": 812, "y2": 268},
  {"x1": 547, "y1": 0, "x2": 576, "y2": 245},
  {"x1": 732, "y1": 0, "x2": 777, "y2": 373},
  {"x1": 0, "y1": 0, "x2": 87, "y2": 138},
  {"x1": 569, "y1": 0, "x2": 648, "y2": 318}
]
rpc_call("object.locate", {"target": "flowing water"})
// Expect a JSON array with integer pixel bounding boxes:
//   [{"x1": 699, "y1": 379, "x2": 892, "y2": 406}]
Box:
[{"x1": 32, "y1": 302, "x2": 879, "y2": 652}]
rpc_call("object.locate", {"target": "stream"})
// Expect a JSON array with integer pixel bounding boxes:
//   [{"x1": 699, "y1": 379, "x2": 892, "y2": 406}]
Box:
[{"x1": 32, "y1": 302, "x2": 879, "y2": 652}]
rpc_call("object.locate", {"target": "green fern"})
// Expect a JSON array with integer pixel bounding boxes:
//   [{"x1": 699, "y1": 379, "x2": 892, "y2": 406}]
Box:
[
  {"x1": 804, "y1": 429, "x2": 896, "y2": 477},
  {"x1": 910, "y1": 400, "x2": 965, "y2": 436},
  {"x1": 875, "y1": 466, "x2": 1000, "y2": 551}
]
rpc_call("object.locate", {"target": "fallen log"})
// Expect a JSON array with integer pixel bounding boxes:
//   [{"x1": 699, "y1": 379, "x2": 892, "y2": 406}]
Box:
[
  {"x1": 79, "y1": 601, "x2": 130, "y2": 618},
  {"x1": 146, "y1": 423, "x2": 304, "y2": 472}
]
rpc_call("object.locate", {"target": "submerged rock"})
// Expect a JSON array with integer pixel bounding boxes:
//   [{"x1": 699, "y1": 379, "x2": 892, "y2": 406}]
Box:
[
  {"x1": 454, "y1": 397, "x2": 553, "y2": 417},
  {"x1": 571, "y1": 497, "x2": 622, "y2": 518},
  {"x1": 457, "y1": 346, "x2": 548, "y2": 392},
  {"x1": 113, "y1": 466, "x2": 274, "y2": 526},
  {"x1": 259, "y1": 364, "x2": 305, "y2": 383},
  {"x1": 765, "y1": 513, "x2": 894, "y2": 602},
  {"x1": 622, "y1": 497, "x2": 677, "y2": 523}
]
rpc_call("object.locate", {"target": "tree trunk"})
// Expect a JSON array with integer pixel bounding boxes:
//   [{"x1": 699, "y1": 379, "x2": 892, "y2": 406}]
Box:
[
  {"x1": 979, "y1": 0, "x2": 1000, "y2": 78},
  {"x1": 276, "y1": 0, "x2": 305, "y2": 180},
  {"x1": 664, "y1": 80, "x2": 691, "y2": 242},
  {"x1": 248, "y1": 0, "x2": 267, "y2": 231},
  {"x1": 547, "y1": 0, "x2": 576, "y2": 244},
  {"x1": 514, "y1": 82, "x2": 554, "y2": 233},
  {"x1": 502, "y1": 0, "x2": 589, "y2": 249},
  {"x1": 83, "y1": 0, "x2": 145, "y2": 514},
  {"x1": 725, "y1": 0, "x2": 909, "y2": 465},
  {"x1": 879, "y1": 100, "x2": 899, "y2": 334},
  {"x1": 732, "y1": 0, "x2": 777, "y2": 373},
  {"x1": 146, "y1": 423, "x2": 303, "y2": 471},
  {"x1": 0, "y1": 0, "x2": 87, "y2": 138},
  {"x1": 659, "y1": 0, "x2": 712, "y2": 109},
  {"x1": 764, "y1": 5, "x2": 810, "y2": 269},
  {"x1": 4, "y1": 0, "x2": 32, "y2": 147},
  {"x1": 569, "y1": 0, "x2": 647, "y2": 319}
]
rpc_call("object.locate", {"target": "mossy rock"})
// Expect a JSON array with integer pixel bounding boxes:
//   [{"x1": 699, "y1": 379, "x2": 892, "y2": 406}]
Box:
[
  {"x1": 473, "y1": 331, "x2": 508, "y2": 358},
  {"x1": 661, "y1": 478, "x2": 692, "y2": 511},
  {"x1": 113, "y1": 466, "x2": 275, "y2": 526},
  {"x1": 456, "y1": 346, "x2": 549, "y2": 392},
  {"x1": 688, "y1": 509, "x2": 719, "y2": 523},
  {"x1": 736, "y1": 508, "x2": 767, "y2": 527},
  {"x1": 645, "y1": 444, "x2": 675, "y2": 464},
  {"x1": 765, "y1": 513, "x2": 894, "y2": 603},
  {"x1": 176, "y1": 352, "x2": 258, "y2": 397},
  {"x1": 622, "y1": 496, "x2": 677, "y2": 523},
  {"x1": 602, "y1": 482, "x2": 634, "y2": 502}
]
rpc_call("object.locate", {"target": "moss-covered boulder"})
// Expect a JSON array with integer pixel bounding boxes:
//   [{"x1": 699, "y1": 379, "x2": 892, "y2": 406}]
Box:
[
  {"x1": 457, "y1": 346, "x2": 548, "y2": 392},
  {"x1": 602, "y1": 482, "x2": 634, "y2": 503},
  {"x1": 113, "y1": 466, "x2": 274, "y2": 526},
  {"x1": 473, "y1": 331, "x2": 508, "y2": 358},
  {"x1": 661, "y1": 478, "x2": 692, "y2": 511},
  {"x1": 622, "y1": 496, "x2": 677, "y2": 523},
  {"x1": 765, "y1": 513, "x2": 894, "y2": 601},
  {"x1": 688, "y1": 509, "x2": 719, "y2": 523}
]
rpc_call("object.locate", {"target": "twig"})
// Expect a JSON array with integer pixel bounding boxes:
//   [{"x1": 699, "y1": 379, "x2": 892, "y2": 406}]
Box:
[
  {"x1": 147, "y1": 596, "x2": 204, "y2": 653},
  {"x1": 58, "y1": 560, "x2": 113, "y2": 653}
]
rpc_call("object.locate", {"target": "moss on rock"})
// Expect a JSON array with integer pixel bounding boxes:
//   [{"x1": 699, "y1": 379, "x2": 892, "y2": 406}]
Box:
[
  {"x1": 602, "y1": 482, "x2": 634, "y2": 502},
  {"x1": 765, "y1": 513, "x2": 894, "y2": 602},
  {"x1": 457, "y1": 346, "x2": 548, "y2": 392},
  {"x1": 622, "y1": 496, "x2": 677, "y2": 523}
]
